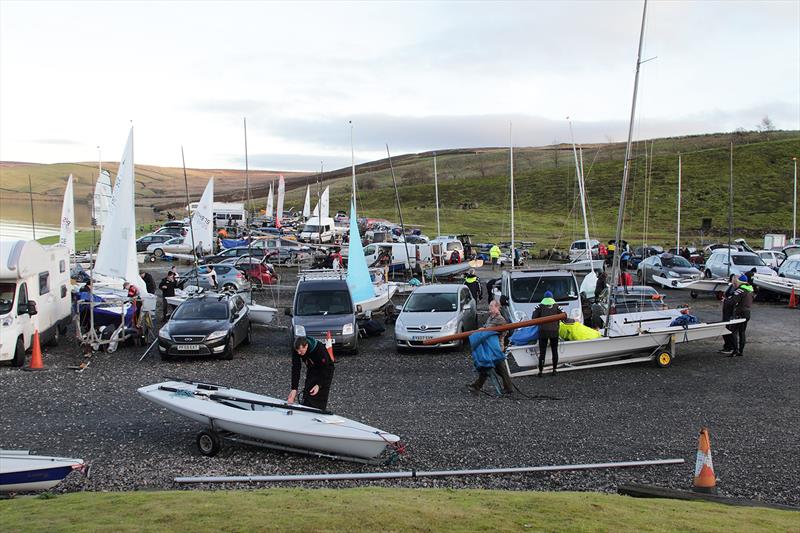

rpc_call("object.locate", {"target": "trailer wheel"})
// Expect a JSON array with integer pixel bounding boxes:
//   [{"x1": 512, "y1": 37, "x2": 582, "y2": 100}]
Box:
[
  {"x1": 153, "y1": 248, "x2": 165, "y2": 258},
  {"x1": 656, "y1": 351, "x2": 672, "y2": 368},
  {"x1": 690, "y1": 290, "x2": 698, "y2": 299},
  {"x1": 12, "y1": 337, "x2": 25, "y2": 367},
  {"x1": 196, "y1": 429, "x2": 222, "y2": 457}
]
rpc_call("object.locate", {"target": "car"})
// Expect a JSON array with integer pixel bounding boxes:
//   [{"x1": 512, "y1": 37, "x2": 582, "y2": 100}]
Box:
[
  {"x1": 568, "y1": 239, "x2": 601, "y2": 262},
  {"x1": 777, "y1": 256, "x2": 800, "y2": 281},
  {"x1": 153, "y1": 226, "x2": 187, "y2": 237},
  {"x1": 596, "y1": 285, "x2": 668, "y2": 315},
  {"x1": 146, "y1": 236, "x2": 193, "y2": 258},
  {"x1": 136, "y1": 234, "x2": 173, "y2": 252},
  {"x1": 178, "y1": 264, "x2": 251, "y2": 293},
  {"x1": 703, "y1": 250, "x2": 776, "y2": 279},
  {"x1": 288, "y1": 276, "x2": 359, "y2": 354},
  {"x1": 200, "y1": 247, "x2": 270, "y2": 265},
  {"x1": 394, "y1": 284, "x2": 478, "y2": 350},
  {"x1": 495, "y1": 269, "x2": 583, "y2": 324},
  {"x1": 157, "y1": 293, "x2": 251, "y2": 360},
  {"x1": 219, "y1": 256, "x2": 279, "y2": 288},
  {"x1": 782, "y1": 245, "x2": 800, "y2": 258},
  {"x1": 629, "y1": 246, "x2": 664, "y2": 269},
  {"x1": 755, "y1": 250, "x2": 786, "y2": 270},
  {"x1": 637, "y1": 253, "x2": 702, "y2": 284}
]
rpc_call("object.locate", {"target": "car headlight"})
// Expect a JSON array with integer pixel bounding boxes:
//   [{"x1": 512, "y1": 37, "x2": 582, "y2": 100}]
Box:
[
  {"x1": 342, "y1": 323, "x2": 354, "y2": 335},
  {"x1": 668, "y1": 271, "x2": 680, "y2": 278},
  {"x1": 294, "y1": 324, "x2": 306, "y2": 337},
  {"x1": 443, "y1": 317, "x2": 458, "y2": 331},
  {"x1": 206, "y1": 330, "x2": 228, "y2": 341},
  {"x1": 158, "y1": 327, "x2": 171, "y2": 340},
  {"x1": 395, "y1": 318, "x2": 405, "y2": 331}
]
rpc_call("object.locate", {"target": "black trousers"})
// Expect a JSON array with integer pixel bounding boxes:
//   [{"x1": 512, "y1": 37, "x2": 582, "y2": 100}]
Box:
[
  {"x1": 302, "y1": 367, "x2": 335, "y2": 411},
  {"x1": 538, "y1": 336, "x2": 559, "y2": 373},
  {"x1": 721, "y1": 307, "x2": 734, "y2": 350},
  {"x1": 730, "y1": 318, "x2": 749, "y2": 355},
  {"x1": 471, "y1": 362, "x2": 513, "y2": 393}
]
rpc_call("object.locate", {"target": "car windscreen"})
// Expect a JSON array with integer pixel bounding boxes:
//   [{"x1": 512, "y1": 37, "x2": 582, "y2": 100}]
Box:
[
  {"x1": 172, "y1": 300, "x2": 229, "y2": 320},
  {"x1": 0, "y1": 282, "x2": 16, "y2": 314},
  {"x1": 302, "y1": 225, "x2": 321, "y2": 233},
  {"x1": 511, "y1": 276, "x2": 578, "y2": 303},
  {"x1": 296, "y1": 290, "x2": 353, "y2": 316},
  {"x1": 732, "y1": 255, "x2": 765, "y2": 266},
  {"x1": 661, "y1": 256, "x2": 692, "y2": 268},
  {"x1": 404, "y1": 292, "x2": 458, "y2": 312}
]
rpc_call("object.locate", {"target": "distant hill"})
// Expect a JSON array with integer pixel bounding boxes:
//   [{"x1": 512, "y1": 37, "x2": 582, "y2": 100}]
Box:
[{"x1": 2, "y1": 130, "x2": 798, "y2": 247}]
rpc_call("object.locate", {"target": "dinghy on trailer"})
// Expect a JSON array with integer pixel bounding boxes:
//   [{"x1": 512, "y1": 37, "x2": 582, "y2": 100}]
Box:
[
  {"x1": 651, "y1": 275, "x2": 730, "y2": 298},
  {"x1": 0, "y1": 450, "x2": 87, "y2": 492},
  {"x1": 751, "y1": 273, "x2": 800, "y2": 296},
  {"x1": 138, "y1": 380, "x2": 402, "y2": 463}
]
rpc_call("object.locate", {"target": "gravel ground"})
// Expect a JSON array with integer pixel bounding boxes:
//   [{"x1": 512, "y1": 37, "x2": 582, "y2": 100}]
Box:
[{"x1": 1, "y1": 262, "x2": 798, "y2": 506}]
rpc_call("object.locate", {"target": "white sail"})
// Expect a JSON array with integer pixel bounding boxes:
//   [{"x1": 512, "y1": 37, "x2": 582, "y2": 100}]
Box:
[
  {"x1": 184, "y1": 177, "x2": 214, "y2": 253},
  {"x1": 58, "y1": 174, "x2": 75, "y2": 255},
  {"x1": 95, "y1": 128, "x2": 146, "y2": 293},
  {"x1": 302, "y1": 185, "x2": 311, "y2": 219},
  {"x1": 320, "y1": 186, "x2": 330, "y2": 220},
  {"x1": 266, "y1": 183, "x2": 274, "y2": 221},
  {"x1": 93, "y1": 170, "x2": 112, "y2": 229},
  {"x1": 276, "y1": 175, "x2": 285, "y2": 227}
]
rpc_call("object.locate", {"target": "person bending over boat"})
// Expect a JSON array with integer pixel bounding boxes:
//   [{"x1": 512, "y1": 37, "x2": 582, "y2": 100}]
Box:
[
  {"x1": 532, "y1": 291, "x2": 563, "y2": 376},
  {"x1": 289, "y1": 336, "x2": 336, "y2": 411}
]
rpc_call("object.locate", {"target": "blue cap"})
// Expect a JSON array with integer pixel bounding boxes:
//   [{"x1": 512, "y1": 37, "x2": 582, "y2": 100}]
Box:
[
  {"x1": 544, "y1": 290, "x2": 553, "y2": 298},
  {"x1": 738, "y1": 274, "x2": 748, "y2": 282}
]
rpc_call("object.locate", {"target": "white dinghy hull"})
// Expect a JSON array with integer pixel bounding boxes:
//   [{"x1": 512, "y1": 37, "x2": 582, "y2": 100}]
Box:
[
  {"x1": 561, "y1": 259, "x2": 605, "y2": 273},
  {"x1": 652, "y1": 275, "x2": 729, "y2": 293},
  {"x1": 0, "y1": 450, "x2": 86, "y2": 492},
  {"x1": 752, "y1": 273, "x2": 800, "y2": 296},
  {"x1": 138, "y1": 381, "x2": 400, "y2": 461}
]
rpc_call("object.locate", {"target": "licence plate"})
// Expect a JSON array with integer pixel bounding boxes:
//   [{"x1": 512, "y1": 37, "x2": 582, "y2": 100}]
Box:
[
  {"x1": 176, "y1": 344, "x2": 201, "y2": 351},
  {"x1": 411, "y1": 336, "x2": 433, "y2": 341}
]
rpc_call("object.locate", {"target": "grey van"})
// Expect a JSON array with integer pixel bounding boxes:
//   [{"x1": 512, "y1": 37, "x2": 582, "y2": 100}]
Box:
[{"x1": 288, "y1": 277, "x2": 359, "y2": 353}]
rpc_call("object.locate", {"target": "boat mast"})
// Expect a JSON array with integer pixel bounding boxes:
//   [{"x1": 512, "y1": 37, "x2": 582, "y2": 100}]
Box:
[
  {"x1": 569, "y1": 119, "x2": 594, "y2": 273},
  {"x1": 350, "y1": 121, "x2": 357, "y2": 209},
  {"x1": 793, "y1": 157, "x2": 797, "y2": 243},
  {"x1": 243, "y1": 118, "x2": 251, "y2": 224},
  {"x1": 27, "y1": 175, "x2": 36, "y2": 240},
  {"x1": 509, "y1": 122, "x2": 515, "y2": 270},
  {"x1": 386, "y1": 145, "x2": 413, "y2": 276},
  {"x1": 434, "y1": 153, "x2": 441, "y2": 237},
  {"x1": 728, "y1": 141, "x2": 733, "y2": 278},
  {"x1": 677, "y1": 153, "x2": 682, "y2": 251},
  {"x1": 182, "y1": 146, "x2": 200, "y2": 287},
  {"x1": 604, "y1": 0, "x2": 648, "y2": 335}
]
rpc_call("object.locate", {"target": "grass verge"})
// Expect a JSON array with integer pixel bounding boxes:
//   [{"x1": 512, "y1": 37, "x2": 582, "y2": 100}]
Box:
[{"x1": 0, "y1": 488, "x2": 795, "y2": 532}]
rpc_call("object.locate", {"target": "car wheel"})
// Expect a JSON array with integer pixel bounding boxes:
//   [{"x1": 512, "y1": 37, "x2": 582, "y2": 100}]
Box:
[
  {"x1": 705, "y1": 269, "x2": 712, "y2": 279},
  {"x1": 221, "y1": 336, "x2": 235, "y2": 360},
  {"x1": 196, "y1": 429, "x2": 222, "y2": 457},
  {"x1": 12, "y1": 337, "x2": 25, "y2": 367},
  {"x1": 243, "y1": 323, "x2": 252, "y2": 345},
  {"x1": 160, "y1": 350, "x2": 172, "y2": 361},
  {"x1": 47, "y1": 326, "x2": 60, "y2": 347},
  {"x1": 690, "y1": 290, "x2": 698, "y2": 299},
  {"x1": 637, "y1": 271, "x2": 645, "y2": 285},
  {"x1": 153, "y1": 248, "x2": 165, "y2": 258}
]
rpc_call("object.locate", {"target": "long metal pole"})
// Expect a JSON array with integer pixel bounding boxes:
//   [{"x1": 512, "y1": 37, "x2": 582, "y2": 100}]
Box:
[
  {"x1": 604, "y1": 0, "x2": 648, "y2": 336},
  {"x1": 350, "y1": 120, "x2": 356, "y2": 209},
  {"x1": 677, "y1": 153, "x2": 682, "y2": 251},
  {"x1": 28, "y1": 175, "x2": 36, "y2": 240},
  {"x1": 728, "y1": 141, "x2": 733, "y2": 278},
  {"x1": 182, "y1": 147, "x2": 199, "y2": 287},
  {"x1": 569, "y1": 120, "x2": 593, "y2": 272},
  {"x1": 793, "y1": 157, "x2": 797, "y2": 242},
  {"x1": 244, "y1": 117, "x2": 251, "y2": 224},
  {"x1": 433, "y1": 153, "x2": 440, "y2": 237},
  {"x1": 175, "y1": 458, "x2": 684, "y2": 484},
  {"x1": 387, "y1": 145, "x2": 413, "y2": 274},
  {"x1": 509, "y1": 122, "x2": 515, "y2": 270}
]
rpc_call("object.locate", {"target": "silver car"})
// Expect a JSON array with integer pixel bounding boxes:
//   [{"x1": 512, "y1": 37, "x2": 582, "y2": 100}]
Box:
[
  {"x1": 179, "y1": 264, "x2": 251, "y2": 293},
  {"x1": 778, "y1": 256, "x2": 800, "y2": 282},
  {"x1": 637, "y1": 253, "x2": 702, "y2": 284},
  {"x1": 703, "y1": 250, "x2": 775, "y2": 279},
  {"x1": 394, "y1": 284, "x2": 478, "y2": 350}
]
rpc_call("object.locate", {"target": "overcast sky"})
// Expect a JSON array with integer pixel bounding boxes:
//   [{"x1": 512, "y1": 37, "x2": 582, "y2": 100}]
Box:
[{"x1": 1, "y1": 0, "x2": 798, "y2": 171}]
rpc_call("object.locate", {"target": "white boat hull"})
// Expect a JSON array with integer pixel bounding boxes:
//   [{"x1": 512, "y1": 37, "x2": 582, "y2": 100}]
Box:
[
  {"x1": 356, "y1": 284, "x2": 398, "y2": 314},
  {"x1": 508, "y1": 319, "x2": 743, "y2": 372},
  {"x1": 138, "y1": 382, "x2": 400, "y2": 460},
  {"x1": 652, "y1": 275, "x2": 729, "y2": 293},
  {"x1": 248, "y1": 304, "x2": 277, "y2": 325},
  {"x1": 561, "y1": 259, "x2": 605, "y2": 272},
  {"x1": 752, "y1": 273, "x2": 800, "y2": 296},
  {"x1": 0, "y1": 451, "x2": 85, "y2": 492}
]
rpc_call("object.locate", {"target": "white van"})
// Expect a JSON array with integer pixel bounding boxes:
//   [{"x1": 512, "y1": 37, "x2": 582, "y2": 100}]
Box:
[
  {"x1": 362, "y1": 242, "x2": 419, "y2": 271},
  {"x1": 299, "y1": 216, "x2": 335, "y2": 243},
  {"x1": 569, "y1": 239, "x2": 600, "y2": 261},
  {"x1": 191, "y1": 202, "x2": 247, "y2": 228},
  {"x1": 430, "y1": 237, "x2": 464, "y2": 263},
  {"x1": 0, "y1": 240, "x2": 72, "y2": 366}
]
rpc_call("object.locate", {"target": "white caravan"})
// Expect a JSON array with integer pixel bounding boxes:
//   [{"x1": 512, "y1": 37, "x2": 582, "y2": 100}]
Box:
[
  {"x1": 0, "y1": 240, "x2": 72, "y2": 366},
  {"x1": 299, "y1": 216, "x2": 335, "y2": 243}
]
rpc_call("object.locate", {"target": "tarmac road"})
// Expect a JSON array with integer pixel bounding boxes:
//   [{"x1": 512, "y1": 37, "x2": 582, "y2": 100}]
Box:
[{"x1": 1, "y1": 262, "x2": 798, "y2": 506}]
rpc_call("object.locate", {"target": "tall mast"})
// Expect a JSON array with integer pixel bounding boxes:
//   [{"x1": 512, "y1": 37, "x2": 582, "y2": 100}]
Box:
[
  {"x1": 728, "y1": 141, "x2": 733, "y2": 278},
  {"x1": 182, "y1": 146, "x2": 199, "y2": 287},
  {"x1": 28, "y1": 175, "x2": 36, "y2": 240},
  {"x1": 677, "y1": 153, "x2": 682, "y2": 251},
  {"x1": 243, "y1": 118, "x2": 251, "y2": 223},
  {"x1": 386, "y1": 145, "x2": 412, "y2": 274},
  {"x1": 350, "y1": 120, "x2": 356, "y2": 209},
  {"x1": 569, "y1": 119, "x2": 594, "y2": 272},
  {"x1": 434, "y1": 153, "x2": 441, "y2": 237},
  {"x1": 604, "y1": 0, "x2": 648, "y2": 335},
  {"x1": 793, "y1": 157, "x2": 797, "y2": 243},
  {"x1": 509, "y1": 122, "x2": 515, "y2": 270}
]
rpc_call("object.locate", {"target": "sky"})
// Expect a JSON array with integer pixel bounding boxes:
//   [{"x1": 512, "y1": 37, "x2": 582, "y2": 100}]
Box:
[{"x1": 1, "y1": 0, "x2": 798, "y2": 172}]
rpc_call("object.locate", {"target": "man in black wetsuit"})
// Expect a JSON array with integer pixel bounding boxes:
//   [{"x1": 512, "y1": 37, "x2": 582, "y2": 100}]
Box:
[{"x1": 288, "y1": 336, "x2": 336, "y2": 410}]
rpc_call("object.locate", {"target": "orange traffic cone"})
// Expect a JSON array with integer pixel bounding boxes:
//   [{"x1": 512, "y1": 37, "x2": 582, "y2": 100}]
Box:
[
  {"x1": 23, "y1": 330, "x2": 47, "y2": 371},
  {"x1": 325, "y1": 330, "x2": 335, "y2": 363},
  {"x1": 789, "y1": 288, "x2": 798, "y2": 309},
  {"x1": 692, "y1": 427, "x2": 717, "y2": 493}
]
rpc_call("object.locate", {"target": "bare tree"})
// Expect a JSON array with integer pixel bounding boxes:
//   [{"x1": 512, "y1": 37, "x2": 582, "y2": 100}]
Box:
[{"x1": 757, "y1": 115, "x2": 776, "y2": 132}]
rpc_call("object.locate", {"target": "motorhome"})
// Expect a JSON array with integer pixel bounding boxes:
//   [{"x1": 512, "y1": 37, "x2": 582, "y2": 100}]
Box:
[
  {"x1": 298, "y1": 216, "x2": 335, "y2": 243},
  {"x1": 429, "y1": 237, "x2": 464, "y2": 264},
  {"x1": 362, "y1": 242, "x2": 421, "y2": 272},
  {"x1": 0, "y1": 240, "x2": 72, "y2": 366},
  {"x1": 189, "y1": 202, "x2": 247, "y2": 229}
]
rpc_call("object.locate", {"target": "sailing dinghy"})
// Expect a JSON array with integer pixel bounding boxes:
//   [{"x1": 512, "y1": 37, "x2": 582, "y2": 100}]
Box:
[
  {"x1": 138, "y1": 380, "x2": 401, "y2": 463},
  {"x1": 0, "y1": 450, "x2": 87, "y2": 492}
]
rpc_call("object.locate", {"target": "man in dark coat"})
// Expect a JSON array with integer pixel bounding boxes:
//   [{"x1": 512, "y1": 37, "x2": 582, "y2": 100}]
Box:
[
  {"x1": 158, "y1": 271, "x2": 178, "y2": 321},
  {"x1": 288, "y1": 336, "x2": 336, "y2": 410},
  {"x1": 532, "y1": 290, "x2": 563, "y2": 376},
  {"x1": 723, "y1": 275, "x2": 754, "y2": 357},
  {"x1": 140, "y1": 271, "x2": 156, "y2": 295}
]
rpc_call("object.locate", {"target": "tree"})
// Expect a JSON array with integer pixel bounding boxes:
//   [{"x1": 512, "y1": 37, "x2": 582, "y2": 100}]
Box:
[{"x1": 757, "y1": 116, "x2": 776, "y2": 132}]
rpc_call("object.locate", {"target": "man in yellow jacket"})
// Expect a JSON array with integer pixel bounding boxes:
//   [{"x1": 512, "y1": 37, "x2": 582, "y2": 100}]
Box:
[{"x1": 489, "y1": 244, "x2": 501, "y2": 270}]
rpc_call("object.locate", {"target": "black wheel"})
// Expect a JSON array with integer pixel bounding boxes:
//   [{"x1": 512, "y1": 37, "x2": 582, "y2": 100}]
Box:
[
  {"x1": 656, "y1": 351, "x2": 672, "y2": 368},
  {"x1": 153, "y1": 248, "x2": 165, "y2": 258},
  {"x1": 243, "y1": 323, "x2": 252, "y2": 345},
  {"x1": 47, "y1": 326, "x2": 60, "y2": 347},
  {"x1": 637, "y1": 272, "x2": 645, "y2": 285},
  {"x1": 690, "y1": 290, "x2": 698, "y2": 299},
  {"x1": 12, "y1": 337, "x2": 25, "y2": 367},
  {"x1": 705, "y1": 269, "x2": 712, "y2": 279},
  {"x1": 221, "y1": 336, "x2": 235, "y2": 360},
  {"x1": 196, "y1": 429, "x2": 222, "y2": 457},
  {"x1": 222, "y1": 283, "x2": 237, "y2": 293},
  {"x1": 160, "y1": 349, "x2": 172, "y2": 361},
  {"x1": 58, "y1": 323, "x2": 68, "y2": 335}
]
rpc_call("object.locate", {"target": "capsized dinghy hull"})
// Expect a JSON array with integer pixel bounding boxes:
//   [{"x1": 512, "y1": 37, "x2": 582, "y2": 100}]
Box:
[{"x1": 138, "y1": 381, "x2": 400, "y2": 461}]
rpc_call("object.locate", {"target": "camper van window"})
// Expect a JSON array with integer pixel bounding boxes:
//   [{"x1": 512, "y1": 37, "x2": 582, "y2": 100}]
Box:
[
  {"x1": 38, "y1": 272, "x2": 50, "y2": 295},
  {"x1": 363, "y1": 245, "x2": 376, "y2": 256},
  {"x1": 59, "y1": 259, "x2": 66, "y2": 273},
  {"x1": 61, "y1": 285, "x2": 68, "y2": 298},
  {"x1": 17, "y1": 283, "x2": 28, "y2": 314},
  {"x1": 446, "y1": 242, "x2": 461, "y2": 251},
  {"x1": 0, "y1": 283, "x2": 15, "y2": 314},
  {"x1": 231, "y1": 214, "x2": 243, "y2": 220}
]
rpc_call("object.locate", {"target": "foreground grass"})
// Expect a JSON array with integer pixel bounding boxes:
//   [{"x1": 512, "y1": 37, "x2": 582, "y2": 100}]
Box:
[{"x1": 1, "y1": 488, "x2": 795, "y2": 532}]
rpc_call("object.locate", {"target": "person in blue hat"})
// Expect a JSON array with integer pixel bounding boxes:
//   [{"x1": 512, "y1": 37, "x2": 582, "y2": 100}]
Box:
[{"x1": 532, "y1": 290, "x2": 564, "y2": 376}]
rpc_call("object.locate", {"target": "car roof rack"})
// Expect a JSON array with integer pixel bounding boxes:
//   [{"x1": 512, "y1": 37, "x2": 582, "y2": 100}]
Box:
[{"x1": 298, "y1": 269, "x2": 346, "y2": 281}]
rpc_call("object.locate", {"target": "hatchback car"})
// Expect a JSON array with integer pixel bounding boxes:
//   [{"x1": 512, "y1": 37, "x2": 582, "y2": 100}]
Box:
[
  {"x1": 756, "y1": 250, "x2": 786, "y2": 270},
  {"x1": 201, "y1": 247, "x2": 270, "y2": 265},
  {"x1": 394, "y1": 284, "x2": 478, "y2": 350},
  {"x1": 703, "y1": 250, "x2": 776, "y2": 279},
  {"x1": 778, "y1": 256, "x2": 800, "y2": 281},
  {"x1": 178, "y1": 264, "x2": 251, "y2": 292},
  {"x1": 158, "y1": 293, "x2": 251, "y2": 360},
  {"x1": 637, "y1": 253, "x2": 702, "y2": 284},
  {"x1": 147, "y1": 236, "x2": 192, "y2": 258},
  {"x1": 136, "y1": 234, "x2": 173, "y2": 252}
]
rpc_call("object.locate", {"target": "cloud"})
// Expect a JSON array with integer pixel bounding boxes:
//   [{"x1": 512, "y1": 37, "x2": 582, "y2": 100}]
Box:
[{"x1": 28, "y1": 138, "x2": 83, "y2": 145}]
